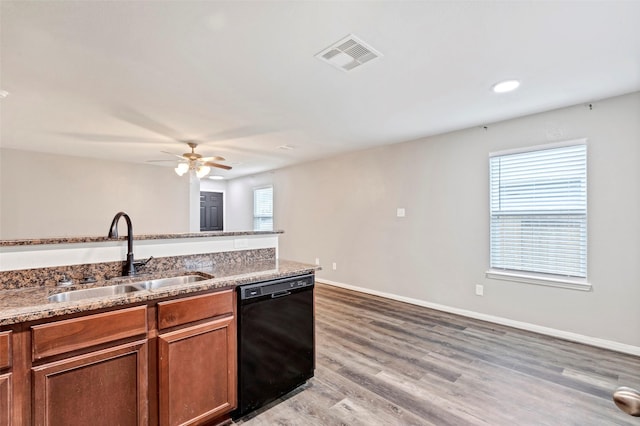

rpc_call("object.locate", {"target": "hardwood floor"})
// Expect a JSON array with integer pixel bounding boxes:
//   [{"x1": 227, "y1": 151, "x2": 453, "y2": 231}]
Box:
[{"x1": 234, "y1": 283, "x2": 640, "y2": 425}]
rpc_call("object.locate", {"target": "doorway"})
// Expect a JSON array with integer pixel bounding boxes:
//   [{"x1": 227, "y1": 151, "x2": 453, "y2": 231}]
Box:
[{"x1": 200, "y1": 191, "x2": 224, "y2": 231}]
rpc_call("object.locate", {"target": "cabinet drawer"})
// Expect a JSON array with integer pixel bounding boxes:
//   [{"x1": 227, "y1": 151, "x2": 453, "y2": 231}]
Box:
[
  {"x1": 158, "y1": 289, "x2": 233, "y2": 330},
  {"x1": 0, "y1": 331, "x2": 10, "y2": 369},
  {"x1": 32, "y1": 305, "x2": 147, "y2": 360}
]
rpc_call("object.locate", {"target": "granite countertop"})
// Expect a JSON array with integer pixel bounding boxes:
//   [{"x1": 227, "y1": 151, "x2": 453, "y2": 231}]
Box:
[
  {"x1": 0, "y1": 230, "x2": 284, "y2": 247},
  {"x1": 0, "y1": 259, "x2": 318, "y2": 326}
]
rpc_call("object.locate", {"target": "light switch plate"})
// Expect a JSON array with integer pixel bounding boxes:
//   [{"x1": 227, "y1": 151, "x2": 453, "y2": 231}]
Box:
[{"x1": 397, "y1": 208, "x2": 406, "y2": 217}]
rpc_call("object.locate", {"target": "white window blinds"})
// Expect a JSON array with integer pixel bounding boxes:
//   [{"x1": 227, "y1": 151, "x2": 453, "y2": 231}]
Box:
[
  {"x1": 489, "y1": 143, "x2": 587, "y2": 278},
  {"x1": 253, "y1": 186, "x2": 273, "y2": 231}
]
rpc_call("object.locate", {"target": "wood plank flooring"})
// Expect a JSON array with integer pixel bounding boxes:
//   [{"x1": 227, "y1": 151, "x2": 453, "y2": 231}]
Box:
[{"x1": 234, "y1": 283, "x2": 640, "y2": 425}]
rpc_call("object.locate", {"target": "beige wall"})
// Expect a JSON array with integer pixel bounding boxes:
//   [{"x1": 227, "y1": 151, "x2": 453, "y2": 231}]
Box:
[
  {"x1": 226, "y1": 174, "x2": 272, "y2": 232},
  {"x1": 200, "y1": 179, "x2": 227, "y2": 193},
  {"x1": 226, "y1": 92, "x2": 640, "y2": 348},
  {"x1": 0, "y1": 149, "x2": 191, "y2": 238}
]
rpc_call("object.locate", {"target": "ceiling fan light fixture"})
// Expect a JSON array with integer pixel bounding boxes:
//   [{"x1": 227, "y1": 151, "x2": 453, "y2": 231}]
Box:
[
  {"x1": 196, "y1": 165, "x2": 211, "y2": 178},
  {"x1": 162, "y1": 143, "x2": 231, "y2": 177},
  {"x1": 175, "y1": 163, "x2": 189, "y2": 176}
]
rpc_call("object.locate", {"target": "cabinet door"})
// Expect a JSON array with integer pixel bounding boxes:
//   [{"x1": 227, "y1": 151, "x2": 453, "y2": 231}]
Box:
[
  {"x1": 0, "y1": 373, "x2": 10, "y2": 426},
  {"x1": 0, "y1": 330, "x2": 11, "y2": 426},
  {"x1": 0, "y1": 331, "x2": 10, "y2": 370},
  {"x1": 158, "y1": 316, "x2": 236, "y2": 426},
  {"x1": 32, "y1": 340, "x2": 148, "y2": 426}
]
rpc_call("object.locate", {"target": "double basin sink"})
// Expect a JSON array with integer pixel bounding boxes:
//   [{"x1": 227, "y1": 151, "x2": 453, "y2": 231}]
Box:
[{"x1": 48, "y1": 275, "x2": 207, "y2": 303}]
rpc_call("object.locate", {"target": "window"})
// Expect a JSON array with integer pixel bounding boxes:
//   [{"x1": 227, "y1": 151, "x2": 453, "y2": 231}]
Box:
[
  {"x1": 253, "y1": 186, "x2": 273, "y2": 231},
  {"x1": 489, "y1": 142, "x2": 587, "y2": 282}
]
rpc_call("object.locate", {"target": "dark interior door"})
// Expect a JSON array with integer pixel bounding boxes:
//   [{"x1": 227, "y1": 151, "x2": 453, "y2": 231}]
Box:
[{"x1": 200, "y1": 192, "x2": 223, "y2": 231}]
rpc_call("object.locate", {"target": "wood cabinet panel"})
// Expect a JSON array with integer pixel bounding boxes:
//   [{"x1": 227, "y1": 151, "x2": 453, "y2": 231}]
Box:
[
  {"x1": 31, "y1": 306, "x2": 147, "y2": 360},
  {"x1": 0, "y1": 373, "x2": 11, "y2": 426},
  {"x1": 32, "y1": 339, "x2": 148, "y2": 426},
  {"x1": 158, "y1": 290, "x2": 233, "y2": 330},
  {"x1": 1, "y1": 331, "x2": 13, "y2": 426},
  {"x1": 158, "y1": 316, "x2": 237, "y2": 426},
  {"x1": 0, "y1": 331, "x2": 10, "y2": 370}
]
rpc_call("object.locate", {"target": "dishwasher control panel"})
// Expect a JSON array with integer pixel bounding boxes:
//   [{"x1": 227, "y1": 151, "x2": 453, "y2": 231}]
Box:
[{"x1": 239, "y1": 274, "x2": 314, "y2": 300}]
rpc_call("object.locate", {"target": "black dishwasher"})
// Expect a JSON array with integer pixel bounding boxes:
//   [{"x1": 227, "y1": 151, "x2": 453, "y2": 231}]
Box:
[{"x1": 235, "y1": 273, "x2": 315, "y2": 418}]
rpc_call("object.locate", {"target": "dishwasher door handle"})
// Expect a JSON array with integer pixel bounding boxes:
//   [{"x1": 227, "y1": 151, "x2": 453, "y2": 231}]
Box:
[{"x1": 271, "y1": 290, "x2": 292, "y2": 298}]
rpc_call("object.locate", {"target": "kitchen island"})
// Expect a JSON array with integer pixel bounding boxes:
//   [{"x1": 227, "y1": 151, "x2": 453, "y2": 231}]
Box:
[{"x1": 0, "y1": 230, "x2": 318, "y2": 426}]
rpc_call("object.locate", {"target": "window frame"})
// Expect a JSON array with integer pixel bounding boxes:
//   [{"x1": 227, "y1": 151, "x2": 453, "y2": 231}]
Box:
[{"x1": 486, "y1": 139, "x2": 591, "y2": 291}]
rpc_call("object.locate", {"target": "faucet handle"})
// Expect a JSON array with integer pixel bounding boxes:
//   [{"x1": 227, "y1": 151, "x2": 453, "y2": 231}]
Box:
[
  {"x1": 133, "y1": 256, "x2": 154, "y2": 270},
  {"x1": 57, "y1": 274, "x2": 73, "y2": 287}
]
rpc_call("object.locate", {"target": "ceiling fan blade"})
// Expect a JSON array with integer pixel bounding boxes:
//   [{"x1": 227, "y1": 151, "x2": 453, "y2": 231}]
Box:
[
  {"x1": 161, "y1": 150, "x2": 187, "y2": 160},
  {"x1": 202, "y1": 125, "x2": 272, "y2": 142},
  {"x1": 145, "y1": 159, "x2": 176, "y2": 163},
  {"x1": 57, "y1": 132, "x2": 169, "y2": 144},
  {"x1": 112, "y1": 106, "x2": 182, "y2": 142},
  {"x1": 200, "y1": 155, "x2": 226, "y2": 162},
  {"x1": 204, "y1": 162, "x2": 232, "y2": 170}
]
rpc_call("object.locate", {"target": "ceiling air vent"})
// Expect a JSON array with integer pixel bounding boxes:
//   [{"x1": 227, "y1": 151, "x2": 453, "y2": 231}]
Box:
[{"x1": 315, "y1": 34, "x2": 382, "y2": 72}]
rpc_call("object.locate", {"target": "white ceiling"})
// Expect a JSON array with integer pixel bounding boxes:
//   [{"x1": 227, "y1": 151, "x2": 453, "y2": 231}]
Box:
[{"x1": 2, "y1": 1, "x2": 639, "y2": 179}]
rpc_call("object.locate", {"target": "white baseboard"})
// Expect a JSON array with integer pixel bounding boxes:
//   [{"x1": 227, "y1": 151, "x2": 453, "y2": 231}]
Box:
[{"x1": 318, "y1": 278, "x2": 640, "y2": 357}]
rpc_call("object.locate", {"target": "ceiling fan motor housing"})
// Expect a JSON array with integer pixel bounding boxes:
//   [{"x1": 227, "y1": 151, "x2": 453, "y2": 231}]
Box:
[{"x1": 184, "y1": 142, "x2": 202, "y2": 160}]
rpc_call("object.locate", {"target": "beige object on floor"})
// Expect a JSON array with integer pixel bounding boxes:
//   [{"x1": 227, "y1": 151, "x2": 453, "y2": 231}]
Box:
[{"x1": 613, "y1": 386, "x2": 640, "y2": 416}]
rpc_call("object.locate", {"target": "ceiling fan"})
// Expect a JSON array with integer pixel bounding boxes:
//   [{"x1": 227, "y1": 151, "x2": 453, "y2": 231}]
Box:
[{"x1": 153, "y1": 141, "x2": 232, "y2": 178}]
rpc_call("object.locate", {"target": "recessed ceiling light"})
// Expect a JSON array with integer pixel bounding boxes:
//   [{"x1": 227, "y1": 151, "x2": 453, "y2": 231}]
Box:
[
  {"x1": 492, "y1": 80, "x2": 520, "y2": 93},
  {"x1": 209, "y1": 175, "x2": 225, "y2": 180}
]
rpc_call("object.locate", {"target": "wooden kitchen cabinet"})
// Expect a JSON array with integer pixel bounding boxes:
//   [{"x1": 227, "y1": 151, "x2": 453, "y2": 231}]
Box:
[
  {"x1": 157, "y1": 290, "x2": 237, "y2": 426},
  {"x1": 0, "y1": 330, "x2": 11, "y2": 426},
  {"x1": 32, "y1": 340, "x2": 148, "y2": 426},
  {"x1": 0, "y1": 372, "x2": 10, "y2": 426},
  {"x1": 30, "y1": 306, "x2": 149, "y2": 426},
  {"x1": 3, "y1": 287, "x2": 237, "y2": 426}
]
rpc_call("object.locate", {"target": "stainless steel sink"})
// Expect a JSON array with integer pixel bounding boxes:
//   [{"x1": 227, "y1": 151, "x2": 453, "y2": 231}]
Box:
[
  {"x1": 132, "y1": 275, "x2": 207, "y2": 290},
  {"x1": 47, "y1": 275, "x2": 209, "y2": 303},
  {"x1": 48, "y1": 284, "x2": 141, "y2": 303}
]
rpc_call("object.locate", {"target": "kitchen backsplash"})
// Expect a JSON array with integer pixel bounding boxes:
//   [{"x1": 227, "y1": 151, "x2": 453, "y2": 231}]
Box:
[{"x1": 0, "y1": 248, "x2": 276, "y2": 290}]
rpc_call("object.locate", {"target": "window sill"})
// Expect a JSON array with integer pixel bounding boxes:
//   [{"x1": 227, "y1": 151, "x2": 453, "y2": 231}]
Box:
[{"x1": 485, "y1": 270, "x2": 592, "y2": 291}]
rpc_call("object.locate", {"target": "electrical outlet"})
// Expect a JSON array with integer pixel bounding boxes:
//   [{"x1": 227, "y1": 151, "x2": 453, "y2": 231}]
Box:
[
  {"x1": 332, "y1": 262, "x2": 337, "y2": 270},
  {"x1": 475, "y1": 284, "x2": 484, "y2": 296},
  {"x1": 315, "y1": 258, "x2": 320, "y2": 265}
]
